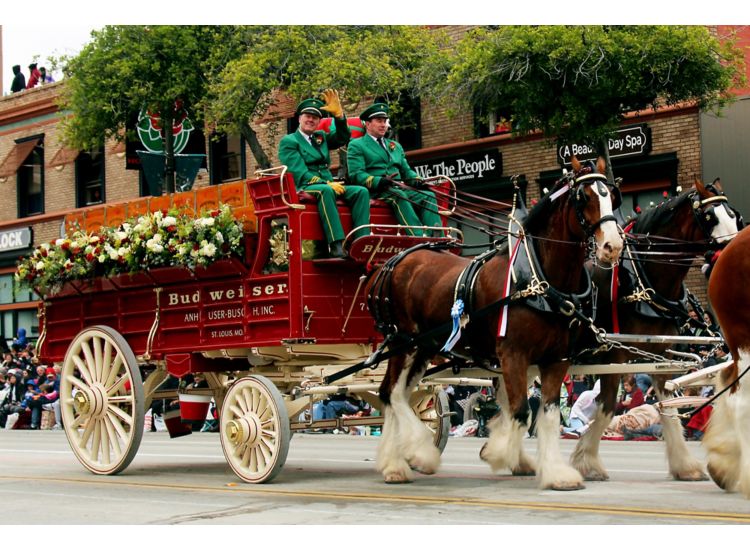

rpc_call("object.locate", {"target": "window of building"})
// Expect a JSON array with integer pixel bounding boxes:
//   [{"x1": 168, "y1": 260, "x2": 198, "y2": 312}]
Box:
[
  {"x1": 17, "y1": 137, "x2": 44, "y2": 218},
  {"x1": 76, "y1": 148, "x2": 105, "y2": 207},
  {"x1": 474, "y1": 108, "x2": 511, "y2": 139},
  {"x1": 210, "y1": 134, "x2": 245, "y2": 184}
]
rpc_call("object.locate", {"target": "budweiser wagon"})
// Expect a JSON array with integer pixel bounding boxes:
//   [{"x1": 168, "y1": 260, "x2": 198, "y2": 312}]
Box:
[{"x1": 25, "y1": 167, "x2": 459, "y2": 483}]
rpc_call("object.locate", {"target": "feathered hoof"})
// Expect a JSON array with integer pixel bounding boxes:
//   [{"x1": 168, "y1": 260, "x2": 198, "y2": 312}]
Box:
[
  {"x1": 545, "y1": 480, "x2": 586, "y2": 491},
  {"x1": 408, "y1": 447, "x2": 441, "y2": 475},
  {"x1": 707, "y1": 462, "x2": 735, "y2": 491},
  {"x1": 672, "y1": 469, "x2": 709, "y2": 482},
  {"x1": 582, "y1": 470, "x2": 610, "y2": 482},
  {"x1": 384, "y1": 472, "x2": 414, "y2": 484}
]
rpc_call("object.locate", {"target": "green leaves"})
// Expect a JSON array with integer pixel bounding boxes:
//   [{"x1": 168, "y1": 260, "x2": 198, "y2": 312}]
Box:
[{"x1": 422, "y1": 26, "x2": 746, "y2": 145}]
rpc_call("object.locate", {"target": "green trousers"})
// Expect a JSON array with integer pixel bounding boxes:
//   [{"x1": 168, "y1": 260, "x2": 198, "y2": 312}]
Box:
[
  {"x1": 301, "y1": 184, "x2": 371, "y2": 243},
  {"x1": 378, "y1": 187, "x2": 442, "y2": 237}
]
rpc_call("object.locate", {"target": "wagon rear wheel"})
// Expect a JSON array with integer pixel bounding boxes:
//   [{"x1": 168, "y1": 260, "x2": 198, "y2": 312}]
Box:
[
  {"x1": 220, "y1": 375, "x2": 291, "y2": 483},
  {"x1": 61, "y1": 326, "x2": 144, "y2": 475},
  {"x1": 411, "y1": 389, "x2": 450, "y2": 453}
]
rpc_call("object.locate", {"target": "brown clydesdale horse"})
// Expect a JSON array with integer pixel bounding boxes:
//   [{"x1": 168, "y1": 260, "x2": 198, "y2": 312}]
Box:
[
  {"x1": 703, "y1": 225, "x2": 750, "y2": 497},
  {"x1": 571, "y1": 179, "x2": 740, "y2": 483},
  {"x1": 366, "y1": 158, "x2": 622, "y2": 489}
]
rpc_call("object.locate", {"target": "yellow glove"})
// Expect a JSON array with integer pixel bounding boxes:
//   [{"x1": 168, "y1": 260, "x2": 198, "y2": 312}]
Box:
[
  {"x1": 321, "y1": 89, "x2": 344, "y2": 118},
  {"x1": 327, "y1": 181, "x2": 345, "y2": 195}
]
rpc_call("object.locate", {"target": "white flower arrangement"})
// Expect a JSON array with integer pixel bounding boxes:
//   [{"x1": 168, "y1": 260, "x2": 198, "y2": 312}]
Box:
[{"x1": 16, "y1": 204, "x2": 245, "y2": 296}]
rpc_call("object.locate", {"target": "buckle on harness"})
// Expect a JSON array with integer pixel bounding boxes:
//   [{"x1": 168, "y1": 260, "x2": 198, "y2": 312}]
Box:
[{"x1": 559, "y1": 300, "x2": 576, "y2": 317}]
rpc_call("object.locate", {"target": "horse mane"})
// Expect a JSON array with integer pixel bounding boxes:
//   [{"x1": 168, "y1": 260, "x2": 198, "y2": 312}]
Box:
[
  {"x1": 631, "y1": 191, "x2": 691, "y2": 235},
  {"x1": 522, "y1": 178, "x2": 568, "y2": 233}
]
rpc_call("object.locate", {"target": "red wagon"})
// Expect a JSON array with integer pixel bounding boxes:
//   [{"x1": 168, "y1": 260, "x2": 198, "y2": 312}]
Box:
[{"x1": 35, "y1": 167, "x2": 460, "y2": 483}]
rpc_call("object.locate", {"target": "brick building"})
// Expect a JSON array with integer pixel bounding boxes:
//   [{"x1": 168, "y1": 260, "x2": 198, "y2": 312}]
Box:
[{"x1": 1, "y1": 26, "x2": 747, "y2": 347}]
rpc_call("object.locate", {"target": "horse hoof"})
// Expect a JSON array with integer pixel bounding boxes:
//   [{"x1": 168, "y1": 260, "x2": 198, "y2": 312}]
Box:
[
  {"x1": 384, "y1": 473, "x2": 413, "y2": 484},
  {"x1": 548, "y1": 481, "x2": 586, "y2": 491},
  {"x1": 707, "y1": 463, "x2": 732, "y2": 490},
  {"x1": 583, "y1": 471, "x2": 610, "y2": 482},
  {"x1": 673, "y1": 470, "x2": 709, "y2": 482}
]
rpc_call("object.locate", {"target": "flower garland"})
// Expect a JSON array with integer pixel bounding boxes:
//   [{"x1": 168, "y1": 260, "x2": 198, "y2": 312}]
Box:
[{"x1": 16, "y1": 204, "x2": 244, "y2": 297}]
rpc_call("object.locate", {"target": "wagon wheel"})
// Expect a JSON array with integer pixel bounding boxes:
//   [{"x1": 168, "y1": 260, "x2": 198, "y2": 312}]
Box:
[
  {"x1": 220, "y1": 375, "x2": 291, "y2": 483},
  {"x1": 411, "y1": 389, "x2": 450, "y2": 453},
  {"x1": 60, "y1": 326, "x2": 144, "y2": 475}
]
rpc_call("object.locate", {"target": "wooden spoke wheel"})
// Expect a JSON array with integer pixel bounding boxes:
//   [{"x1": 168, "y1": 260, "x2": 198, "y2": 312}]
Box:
[
  {"x1": 61, "y1": 326, "x2": 144, "y2": 475},
  {"x1": 411, "y1": 389, "x2": 450, "y2": 453},
  {"x1": 220, "y1": 375, "x2": 291, "y2": 483}
]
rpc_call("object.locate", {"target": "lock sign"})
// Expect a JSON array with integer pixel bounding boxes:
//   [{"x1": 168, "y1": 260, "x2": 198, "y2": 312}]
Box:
[{"x1": 0, "y1": 227, "x2": 32, "y2": 252}]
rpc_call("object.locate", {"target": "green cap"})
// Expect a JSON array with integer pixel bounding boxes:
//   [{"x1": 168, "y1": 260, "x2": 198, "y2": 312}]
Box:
[
  {"x1": 360, "y1": 102, "x2": 390, "y2": 121},
  {"x1": 296, "y1": 98, "x2": 325, "y2": 117}
]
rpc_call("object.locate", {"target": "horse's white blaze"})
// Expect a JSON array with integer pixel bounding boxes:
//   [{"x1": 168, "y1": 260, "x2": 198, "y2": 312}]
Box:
[
  {"x1": 536, "y1": 405, "x2": 583, "y2": 489},
  {"x1": 595, "y1": 188, "x2": 623, "y2": 263},
  {"x1": 712, "y1": 204, "x2": 739, "y2": 244}
]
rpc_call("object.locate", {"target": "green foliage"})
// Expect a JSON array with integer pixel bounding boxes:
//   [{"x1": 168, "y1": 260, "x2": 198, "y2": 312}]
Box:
[
  {"x1": 422, "y1": 26, "x2": 746, "y2": 145},
  {"x1": 59, "y1": 25, "x2": 232, "y2": 151},
  {"x1": 205, "y1": 26, "x2": 442, "y2": 143}
]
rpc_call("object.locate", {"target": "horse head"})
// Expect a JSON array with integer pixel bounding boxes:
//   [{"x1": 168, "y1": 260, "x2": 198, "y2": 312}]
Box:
[
  {"x1": 569, "y1": 156, "x2": 623, "y2": 266},
  {"x1": 692, "y1": 177, "x2": 742, "y2": 245}
]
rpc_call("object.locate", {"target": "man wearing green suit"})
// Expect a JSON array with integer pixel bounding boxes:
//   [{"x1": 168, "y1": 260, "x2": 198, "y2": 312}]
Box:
[
  {"x1": 278, "y1": 90, "x2": 370, "y2": 258},
  {"x1": 347, "y1": 102, "x2": 441, "y2": 237}
]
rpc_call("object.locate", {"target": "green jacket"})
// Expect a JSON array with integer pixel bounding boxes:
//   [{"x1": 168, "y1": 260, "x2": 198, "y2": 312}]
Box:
[
  {"x1": 347, "y1": 134, "x2": 418, "y2": 192},
  {"x1": 278, "y1": 117, "x2": 350, "y2": 189}
]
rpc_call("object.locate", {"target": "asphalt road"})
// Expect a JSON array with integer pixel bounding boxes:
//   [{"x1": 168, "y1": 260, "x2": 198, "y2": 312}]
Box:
[{"x1": 2, "y1": 430, "x2": 749, "y2": 526}]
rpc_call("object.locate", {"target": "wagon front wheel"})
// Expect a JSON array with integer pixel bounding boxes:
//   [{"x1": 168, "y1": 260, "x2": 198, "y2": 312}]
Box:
[
  {"x1": 61, "y1": 326, "x2": 144, "y2": 475},
  {"x1": 411, "y1": 389, "x2": 450, "y2": 453},
  {"x1": 220, "y1": 375, "x2": 290, "y2": 483}
]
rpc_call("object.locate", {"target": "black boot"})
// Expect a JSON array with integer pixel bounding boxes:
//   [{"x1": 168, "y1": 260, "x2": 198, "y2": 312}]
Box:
[{"x1": 329, "y1": 240, "x2": 346, "y2": 258}]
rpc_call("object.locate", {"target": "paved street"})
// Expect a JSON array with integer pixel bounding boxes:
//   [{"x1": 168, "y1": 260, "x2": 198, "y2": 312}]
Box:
[{"x1": 1, "y1": 430, "x2": 749, "y2": 525}]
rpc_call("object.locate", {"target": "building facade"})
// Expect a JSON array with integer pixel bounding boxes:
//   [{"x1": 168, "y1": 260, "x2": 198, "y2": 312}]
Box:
[{"x1": 2, "y1": 25, "x2": 748, "y2": 347}]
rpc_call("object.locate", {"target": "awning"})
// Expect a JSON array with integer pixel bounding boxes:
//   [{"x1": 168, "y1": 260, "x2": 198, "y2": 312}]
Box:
[
  {"x1": 0, "y1": 138, "x2": 41, "y2": 178},
  {"x1": 47, "y1": 147, "x2": 81, "y2": 168}
]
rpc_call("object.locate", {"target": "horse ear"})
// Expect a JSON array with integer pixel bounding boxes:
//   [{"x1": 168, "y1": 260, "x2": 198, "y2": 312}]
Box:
[
  {"x1": 694, "y1": 177, "x2": 710, "y2": 198},
  {"x1": 571, "y1": 155, "x2": 581, "y2": 173},
  {"x1": 596, "y1": 156, "x2": 607, "y2": 175},
  {"x1": 712, "y1": 177, "x2": 724, "y2": 193}
]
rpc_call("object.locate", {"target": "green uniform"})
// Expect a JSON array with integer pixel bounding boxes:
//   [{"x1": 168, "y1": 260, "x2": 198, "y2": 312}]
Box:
[
  {"x1": 278, "y1": 117, "x2": 370, "y2": 243},
  {"x1": 347, "y1": 134, "x2": 441, "y2": 236}
]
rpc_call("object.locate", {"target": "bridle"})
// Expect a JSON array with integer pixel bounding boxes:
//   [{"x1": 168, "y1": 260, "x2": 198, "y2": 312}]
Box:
[
  {"x1": 690, "y1": 185, "x2": 743, "y2": 245},
  {"x1": 569, "y1": 172, "x2": 619, "y2": 238}
]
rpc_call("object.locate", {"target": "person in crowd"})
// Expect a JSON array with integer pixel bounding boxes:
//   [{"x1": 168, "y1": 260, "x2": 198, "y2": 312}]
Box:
[
  {"x1": 615, "y1": 375, "x2": 644, "y2": 415},
  {"x1": 347, "y1": 102, "x2": 442, "y2": 236},
  {"x1": 562, "y1": 379, "x2": 601, "y2": 437},
  {"x1": 312, "y1": 394, "x2": 362, "y2": 421},
  {"x1": 39, "y1": 67, "x2": 55, "y2": 84},
  {"x1": 26, "y1": 382, "x2": 59, "y2": 430},
  {"x1": 278, "y1": 90, "x2": 370, "y2": 258},
  {"x1": 527, "y1": 377, "x2": 542, "y2": 437},
  {"x1": 2, "y1": 351, "x2": 19, "y2": 370},
  {"x1": 11, "y1": 65, "x2": 26, "y2": 92},
  {"x1": 26, "y1": 63, "x2": 42, "y2": 89},
  {"x1": 0, "y1": 370, "x2": 26, "y2": 428},
  {"x1": 13, "y1": 327, "x2": 28, "y2": 349},
  {"x1": 605, "y1": 403, "x2": 662, "y2": 440}
]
